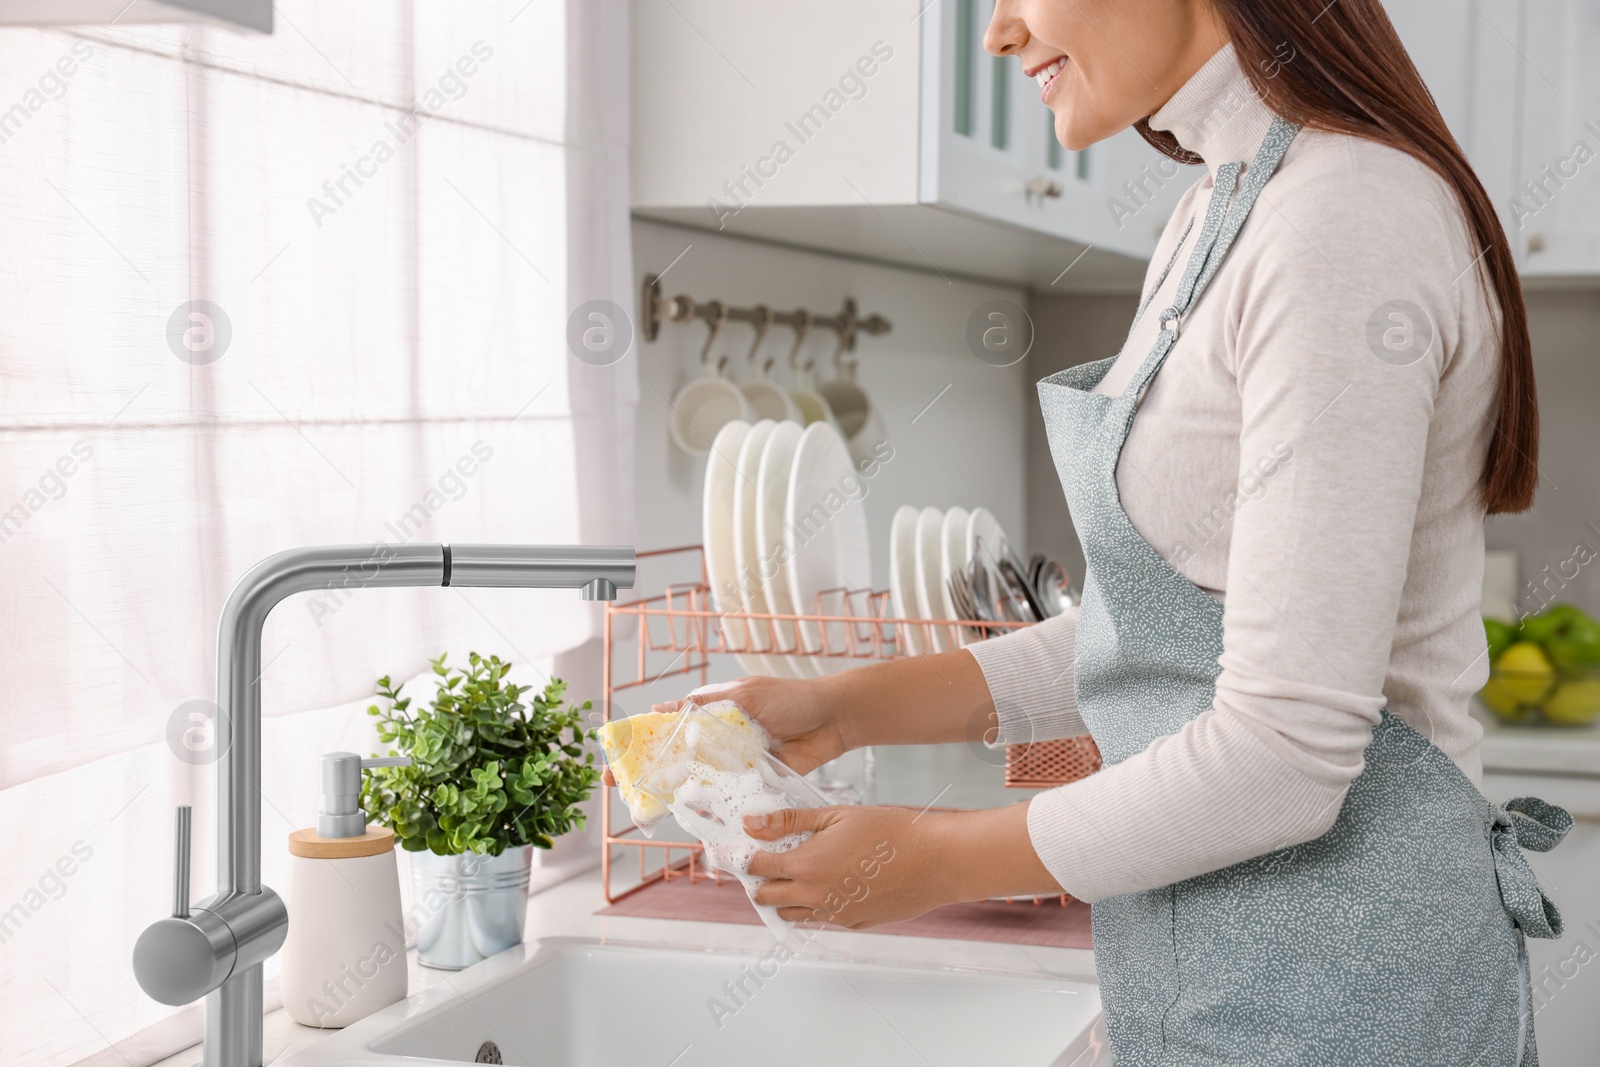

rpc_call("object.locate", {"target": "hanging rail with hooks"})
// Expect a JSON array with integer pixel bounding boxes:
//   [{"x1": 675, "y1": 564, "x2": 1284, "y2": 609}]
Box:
[{"x1": 639, "y1": 274, "x2": 893, "y2": 365}]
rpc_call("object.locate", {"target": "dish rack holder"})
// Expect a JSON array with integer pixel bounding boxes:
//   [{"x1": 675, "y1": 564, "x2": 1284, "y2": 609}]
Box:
[{"x1": 600, "y1": 545, "x2": 1103, "y2": 906}]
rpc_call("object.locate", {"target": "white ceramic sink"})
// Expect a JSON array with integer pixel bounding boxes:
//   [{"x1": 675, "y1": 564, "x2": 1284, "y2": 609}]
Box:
[{"x1": 276, "y1": 936, "x2": 1105, "y2": 1067}]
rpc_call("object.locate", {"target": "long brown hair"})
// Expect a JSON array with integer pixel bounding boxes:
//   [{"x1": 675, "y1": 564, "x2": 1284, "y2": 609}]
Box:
[{"x1": 1137, "y1": 0, "x2": 1537, "y2": 513}]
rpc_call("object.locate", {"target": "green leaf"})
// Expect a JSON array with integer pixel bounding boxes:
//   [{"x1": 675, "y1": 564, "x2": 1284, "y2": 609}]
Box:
[{"x1": 358, "y1": 657, "x2": 600, "y2": 855}]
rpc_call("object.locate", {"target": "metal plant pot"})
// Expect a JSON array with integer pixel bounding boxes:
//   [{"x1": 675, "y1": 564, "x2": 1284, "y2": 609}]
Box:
[{"x1": 410, "y1": 845, "x2": 532, "y2": 970}]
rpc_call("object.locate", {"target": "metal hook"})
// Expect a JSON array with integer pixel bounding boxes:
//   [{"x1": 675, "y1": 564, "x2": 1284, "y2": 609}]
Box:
[
  {"x1": 831, "y1": 331, "x2": 852, "y2": 380},
  {"x1": 700, "y1": 300, "x2": 729, "y2": 371},
  {"x1": 746, "y1": 305, "x2": 774, "y2": 374},
  {"x1": 786, "y1": 309, "x2": 814, "y2": 375},
  {"x1": 832, "y1": 298, "x2": 859, "y2": 377}
]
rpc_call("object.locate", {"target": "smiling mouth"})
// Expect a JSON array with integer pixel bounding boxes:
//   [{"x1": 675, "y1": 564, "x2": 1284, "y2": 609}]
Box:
[{"x1": 1030, "y1": 56, "x2": 1068, "y2": 100}]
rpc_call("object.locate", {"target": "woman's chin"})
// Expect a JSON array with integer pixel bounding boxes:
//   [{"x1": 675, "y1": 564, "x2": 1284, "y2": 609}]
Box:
[{"x1": 1053, "y1": 108, "x2": 1136, "y2": 152}]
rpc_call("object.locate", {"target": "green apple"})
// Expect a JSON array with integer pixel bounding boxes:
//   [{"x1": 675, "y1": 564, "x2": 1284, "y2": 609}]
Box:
[
  {"x1": 1547, "y1": 613, "x2": 1600, "y2": 671},
  {"x1": 1518, "y1": 604, "x2": 1584, "y2": 644}
]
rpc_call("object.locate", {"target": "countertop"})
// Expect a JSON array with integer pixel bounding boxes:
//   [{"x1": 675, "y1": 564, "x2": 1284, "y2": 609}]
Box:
[
  {"x1": 143, "y1": 718, "x2": 1593, "y2": 1066},
  {"x1": 1474, "y1": 703, "x2": 1600, "y2": 778},
  {"x1": 147, "y1": 864, "x2": 1096, "y2": 1067}
]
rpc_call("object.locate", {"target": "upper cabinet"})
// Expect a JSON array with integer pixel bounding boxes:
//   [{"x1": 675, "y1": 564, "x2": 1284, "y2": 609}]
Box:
[
  {"x1": 1386, "y1": 1, "x2": 1519, "y2": 227},
  {"x1": 630, "y1": 0, "x2": 1185, "y2": 290},
  {"x1": 916, "y1": 0, "x2": 1185, "y2": 261},
  {"x1": 1510, "y1": 0, "x2": 1600, "y2": 279},
  {"x1": 1388, "y1": 0, "x2": 1600, "y2": 280},
  {"x1": 632, "y1": 0, "x2": 1600, "y2": 286},
  {"x1": 0, "y1": 0, "x2": 271, "y2": 32}
]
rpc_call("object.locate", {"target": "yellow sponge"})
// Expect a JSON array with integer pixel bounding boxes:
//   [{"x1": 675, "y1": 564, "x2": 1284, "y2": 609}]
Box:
[{"x1": 598, "y1": 700, "x2": 762, "y2": 825}]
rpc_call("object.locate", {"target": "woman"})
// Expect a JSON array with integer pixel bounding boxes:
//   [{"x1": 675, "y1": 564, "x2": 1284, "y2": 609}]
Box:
[{"x1": 648, "y1": 2, "x2": 1573, "y2": 1062}]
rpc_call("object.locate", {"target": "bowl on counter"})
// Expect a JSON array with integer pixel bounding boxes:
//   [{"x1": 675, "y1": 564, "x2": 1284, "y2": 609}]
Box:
[
  {"x1": 1479, "y1": 660, "x2": 1600, "y2": 727},
  {"x1": 1480, "y1": 608, "x2": 1600, "y2": 727}
]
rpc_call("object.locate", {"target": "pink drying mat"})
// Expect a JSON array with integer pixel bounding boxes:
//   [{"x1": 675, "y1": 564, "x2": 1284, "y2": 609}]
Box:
[{"x1": 597, "y1": 873, "x2": 1093, "y2": 950}]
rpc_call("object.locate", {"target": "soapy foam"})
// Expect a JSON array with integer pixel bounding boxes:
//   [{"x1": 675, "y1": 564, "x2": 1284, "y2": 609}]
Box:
[
  {"x1": 670, "y1": 763, "x2": 811, "y2": 937},
  {"x1": 614, "y1": 700, "x2": 817, "y2": 938},
  {"x1": 608, "y1": 700, "x2": 770, "y2": 833}
]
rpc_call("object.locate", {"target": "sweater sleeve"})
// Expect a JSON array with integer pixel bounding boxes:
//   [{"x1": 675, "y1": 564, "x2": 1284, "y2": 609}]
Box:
[
  {"x1": 966, "y1": 606, "x2": 1085, "y2": 744},
  {"x1": 1022, "y1": 164, "x2": 1469, "y2": 902}
]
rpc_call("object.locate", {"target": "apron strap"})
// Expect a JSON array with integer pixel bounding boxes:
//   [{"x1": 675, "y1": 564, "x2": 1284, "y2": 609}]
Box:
[
  {"x1": 1121, "y1": 117, "x2": 1301, "y2": 402},
  {"x1": 1128, "y1": 216, "x2": 1194, "y2": 335},
  {"x1": 1491, "y1": 797, "x2": 1573, "y2": 939},
  {"x1": 1119, "y1": 163, "x2": 1239, "y2": 401},
  {"x1": 1184, "y1": 117, "x2": 1300, "y2": 307}
]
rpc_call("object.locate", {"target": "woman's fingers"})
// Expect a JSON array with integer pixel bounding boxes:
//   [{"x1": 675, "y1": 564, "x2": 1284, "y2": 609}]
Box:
[
  {"x1": 688, "y1": 679, "x2": 746, "y2": 699},
  {"x1": 651, "y1": 678, "x2": 748, "y2": 715},
  {"x1": 745, "y1": 849, "x2": 790, "y2": 880},
  {"x1": 600, "y1": 767, "x2": 615, "y2": 787},
  {"x1": 750, "y1": 876, "x2": 797, "y2": 906},
  {"x1": 777, "y1": 906, "x2": 821, "y2": 923},
  {"x1": 744, "y1": 806, "x2": 834, "y2": 841}
]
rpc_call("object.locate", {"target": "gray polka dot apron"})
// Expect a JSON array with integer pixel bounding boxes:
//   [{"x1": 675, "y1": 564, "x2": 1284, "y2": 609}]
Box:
[{"x1": 1038, "y1": 117, "x2": 1572, "y2": 1066}]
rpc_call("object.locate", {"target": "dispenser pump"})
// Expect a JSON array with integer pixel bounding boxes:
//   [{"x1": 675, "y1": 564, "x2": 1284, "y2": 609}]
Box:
[{"x1": 317, "y1": 752, "x2": 410, "y2": 839}]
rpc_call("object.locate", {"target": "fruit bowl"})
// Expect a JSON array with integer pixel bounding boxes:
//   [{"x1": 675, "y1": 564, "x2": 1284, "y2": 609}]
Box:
[
  {"x1": 1479, "y1": 664, "x2": 1600, "y2": 726},
  {"x1": 1480, "y1": 606, "x2": 1600, "y2": 727}
]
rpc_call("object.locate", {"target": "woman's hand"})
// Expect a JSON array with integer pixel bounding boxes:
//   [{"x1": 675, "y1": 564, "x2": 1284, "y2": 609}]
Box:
[
  {"x1": 743, "y1": 806, "x2": 956, "y2": 928},
  {"x1": 655, "y1": 676, "x2": 850, "y2": 774},
  {"x1": 600, "y1": 674, "x2": 851, "y2": 787},
  {"x1": 743, "y1": 802, "x2": 1064, "y2": 928},
  {"x1": 601, "y1": 649, "x2": 1003, "y2": 787}
]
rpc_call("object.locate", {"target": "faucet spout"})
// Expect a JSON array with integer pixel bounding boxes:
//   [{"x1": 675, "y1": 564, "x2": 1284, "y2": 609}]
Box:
[
  {"x1": 443, "y1": 543, "x2": 635, "y2": 595},
  {"x1": 133, "y1": 542, "x2": 635, "y2": 1067}
]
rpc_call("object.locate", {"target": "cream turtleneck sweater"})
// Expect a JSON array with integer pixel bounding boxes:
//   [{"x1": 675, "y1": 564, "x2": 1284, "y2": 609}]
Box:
[{"x1": 968, "y1": 44, "x2": 1498, "y2": 902}]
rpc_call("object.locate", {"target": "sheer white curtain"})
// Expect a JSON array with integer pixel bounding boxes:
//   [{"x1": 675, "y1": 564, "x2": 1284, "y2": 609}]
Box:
[{"x1": 0, "y1": 2, "x2": 636, "y2": 1063}]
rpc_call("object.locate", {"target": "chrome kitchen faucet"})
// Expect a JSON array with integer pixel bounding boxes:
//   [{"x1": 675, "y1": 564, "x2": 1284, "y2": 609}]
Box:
[{"x1": 132, "y1": 543, "x2": 635, "y2": 1067}]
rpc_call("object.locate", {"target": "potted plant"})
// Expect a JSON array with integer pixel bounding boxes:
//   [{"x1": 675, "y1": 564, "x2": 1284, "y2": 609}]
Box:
[{"x1": 361, "y1": 652, "x2": 600, "y2": 969}]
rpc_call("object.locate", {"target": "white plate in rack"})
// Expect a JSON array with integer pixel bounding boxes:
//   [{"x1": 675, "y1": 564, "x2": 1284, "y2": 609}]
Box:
[
  {"x1": 890, "y1": 504, "x2": 932, "y2": 657},
  {"x1": 720, "y1": 419, "x2": 774, "y2": 675},
  {"x1": 965, "y1": 506, "x2": 1008, "y2": 572},
  {"x1": 729, "y1": 420, "x2": 779, "y2": 676},
  {"x1": 754, "y1": 420, "x2": 818, "y2": 677},
  {"x1": 940, "y1": 505, "x2": 972, "y2": 647},
  {"x1": 785, "y1": 422, "x2": 872, "y2": 671},
  {"x1": 914, "y1": 506, "x2": 951, "y2": 653},
  {"x1": 702, "y1": 420, "x2": 751, "y2": 661}
]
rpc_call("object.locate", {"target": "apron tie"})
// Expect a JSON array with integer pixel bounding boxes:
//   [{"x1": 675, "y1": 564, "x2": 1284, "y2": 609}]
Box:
[{"x1": 1490, "y1": 796, "x2": 1572, "y2": 939}]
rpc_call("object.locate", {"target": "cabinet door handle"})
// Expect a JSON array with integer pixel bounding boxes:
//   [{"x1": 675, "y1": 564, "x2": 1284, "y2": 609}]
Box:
[{"x1": 1026, "y1": 176, "x2": 1063, "y2": 199}]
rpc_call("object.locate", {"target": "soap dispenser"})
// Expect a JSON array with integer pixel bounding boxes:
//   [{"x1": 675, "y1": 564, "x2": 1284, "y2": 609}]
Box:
[{"x1": 281, "y1": 752, "x2": 411, "y2": 1028}]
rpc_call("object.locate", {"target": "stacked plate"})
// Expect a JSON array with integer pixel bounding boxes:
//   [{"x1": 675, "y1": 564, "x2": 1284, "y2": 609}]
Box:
[
  {"x1": 703, "y1": 420, "x2": 873, "y2": 677},
  {"x1": 888, "y1": 505, "x2": 1074, "y2": 655}
]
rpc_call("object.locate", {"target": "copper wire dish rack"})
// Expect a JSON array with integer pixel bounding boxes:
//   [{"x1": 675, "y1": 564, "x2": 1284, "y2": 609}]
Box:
[{"x1": 600, "y1": 545, "x2": 1101, "y2": 907}]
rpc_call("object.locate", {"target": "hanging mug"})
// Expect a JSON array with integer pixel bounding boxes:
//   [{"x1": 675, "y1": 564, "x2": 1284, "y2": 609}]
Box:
[
  {"x1": 739, "y1": 305, "x2": 802, "y2": 423},
  {"x1": 818, "y1": 343, "x2": 888, "y2": 470},
  {"x1": 668, "y1": 300, "x2": 752, "y2": 458},
  {"x1": 783, "y1": 309, "x2": 839, "y2": 430}
]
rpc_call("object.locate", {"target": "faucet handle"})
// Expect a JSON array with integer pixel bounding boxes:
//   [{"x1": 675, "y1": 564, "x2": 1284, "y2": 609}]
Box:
[
  {"x1": 172, "y1": 806, "x2": 191, "y2": 919},
  {"x1": 361, "y1": 756, "x2": 411, "y2": 770}
]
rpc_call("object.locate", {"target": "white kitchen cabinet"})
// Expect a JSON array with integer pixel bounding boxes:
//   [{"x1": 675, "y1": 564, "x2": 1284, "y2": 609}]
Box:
[
  {"x1": 633, "y1": 0, "x2": 1600, "y2": 287},
  {"x1": 1512, "y1": 0, "x2": 1600, "y2": 278},
  {"x1": 630, "y1": 0, "x2": 1177, "y2": 290},
  {"x1": 917, "y1": 0, "x2": 1187, "y2": 261},
  {"x1": 1395, "y1": 0, "x2": 1600, "y2": 279},
  {"x1": 0, "y1": 0, "x2": 270, "y2": 31},
  {"x1": 1384, "y1": 0, "x2": 1525, "y2": 242}
]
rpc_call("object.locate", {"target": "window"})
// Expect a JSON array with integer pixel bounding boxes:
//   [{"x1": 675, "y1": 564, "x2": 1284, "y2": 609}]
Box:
[{"x1": 0, "y1": 4, "x2": 635, "y2": 1063}]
